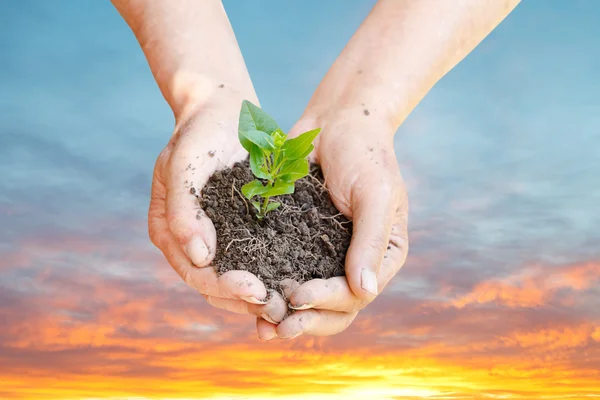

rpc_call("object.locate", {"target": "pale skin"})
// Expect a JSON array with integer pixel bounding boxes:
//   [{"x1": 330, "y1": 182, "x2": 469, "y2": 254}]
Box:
[{"x1": 112, "y1": 0, "x2": 520, "y2": 340}]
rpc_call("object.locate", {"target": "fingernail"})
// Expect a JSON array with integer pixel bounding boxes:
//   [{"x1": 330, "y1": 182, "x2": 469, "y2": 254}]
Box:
[
  {"x1": 289, "y1": 303, "x2": 313, "y2": 310},
  {"x1": 283, "y1": 332, "x2": 303, "y2": 340},
  {"x1": 242, "y1": 296, "x2": 267, "y2": 305},
  {"x1": 361, "y1": 268, "x2": 378, "y2": 296},
  {"x1": 261, "y1": 313, "x2": 278, "y2": 325},
  {"x1": 184, "y1": 237, "x2": 209, "y2": 266},
  {"x1": 259, "y1": 332, "x2": 276, "y2": 341}
]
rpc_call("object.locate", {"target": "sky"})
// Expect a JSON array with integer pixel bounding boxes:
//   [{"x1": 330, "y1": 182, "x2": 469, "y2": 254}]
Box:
[{"x1": 1, "y1": 0, "x2": 599, "y2": 399}]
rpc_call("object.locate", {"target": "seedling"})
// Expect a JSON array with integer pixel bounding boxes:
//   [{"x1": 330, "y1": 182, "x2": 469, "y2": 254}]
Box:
[{"x1": 238, "y1": 100, "x2": 320, "y2": 219}]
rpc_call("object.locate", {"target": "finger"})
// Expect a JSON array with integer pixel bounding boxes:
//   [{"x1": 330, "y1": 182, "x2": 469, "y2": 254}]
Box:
[
  {"x1": 152, "y1": 210, "x2": 268, "y2": 301},
  {"x1": 256, "y1": 317, "x2": 277, "y2": 341},
  {"x1": 276, "y1": 309, "x2": 359, "y2": 339},
  {"x1": 150, "y1": 154, "x2": 270, "y2": 301},
  {"x1": 288, "y1": 240, "x2": 406, "y2": 313},
  {"x1": 165, "y1": 165, "x2": 216, "y2": 268},
  {"x1": 204, "y1": 291, "x2": 287, "y2": 324},
  {"x1": 288, "y1": 277, "x2": 365, "y2": 312},
  {"x1": 280, "y1": 278, "x2": 301, "y2": 300},
  {"x1": 288, "y1": 197, "x2": 408, "y2": 313},
  {"x1": 163, "y1": 121, "x2": 240, "y2": 268},
  {"x1": 345, "y1": 180, "x2": 399, "y2": 300},
  {"x1": 151, "y1": 212, "x2": 266, "y2": 302}
]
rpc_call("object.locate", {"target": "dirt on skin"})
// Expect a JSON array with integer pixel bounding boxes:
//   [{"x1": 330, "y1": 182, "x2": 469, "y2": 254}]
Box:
[{"x1": 193, "y1": 159, "x2": 352, "y2": 294}]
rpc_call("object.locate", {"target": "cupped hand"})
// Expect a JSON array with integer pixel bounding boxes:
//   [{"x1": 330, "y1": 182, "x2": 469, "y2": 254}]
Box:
[
  {"x1": 148, "y1": 98, "x2": 286, "y2": 339},
  {"x1": 275, "y1": 112, "x2": 410, "y2": 339}
]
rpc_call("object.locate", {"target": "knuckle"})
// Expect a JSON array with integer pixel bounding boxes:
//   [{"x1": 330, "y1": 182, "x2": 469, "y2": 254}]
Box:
[
  {"x1": 166, "y1": 210, "x2": 195, "y2": 244},
  {"x1": 377, "y1": 179, "x2": 398, "y2": 198},
  {"x1": 179, "y1": 267, "x2": 196, "y2": 289},
  {"x1": 341, "y1": 312, "x2": 359, "y2": 332},
  {"x1": 366, "y1": 232, "x2": 389, "y2": 253},
  {"x1": 148, "y1": 223, "x2": 169, "y2": 251}
]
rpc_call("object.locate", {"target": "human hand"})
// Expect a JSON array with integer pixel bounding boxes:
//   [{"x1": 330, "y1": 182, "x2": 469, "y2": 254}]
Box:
[
  {"x1": 148, "y1": 97, "x2": 287, "y2": 339},
  {"x1": 274, "y1": 111, "x2": 410, "y2": 339}
]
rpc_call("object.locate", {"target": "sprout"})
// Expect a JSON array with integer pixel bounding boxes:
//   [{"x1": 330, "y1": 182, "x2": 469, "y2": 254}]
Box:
[{"x1": 238, "y1": 100, "x2": 320, "y2": 219}]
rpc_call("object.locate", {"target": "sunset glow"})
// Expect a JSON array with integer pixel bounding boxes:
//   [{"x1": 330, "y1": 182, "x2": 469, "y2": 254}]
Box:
[{"x1": 2, "y1": 0, "x2": 599, "y2": 399}]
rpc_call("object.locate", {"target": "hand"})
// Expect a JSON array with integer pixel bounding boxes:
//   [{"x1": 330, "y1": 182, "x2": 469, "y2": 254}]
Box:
[
  {"x1": 148, "y1": 97, "x2": 287, "y2": 340},
  {"x1": 274, "y1": 112, "x2": 410, "y2": 339}
]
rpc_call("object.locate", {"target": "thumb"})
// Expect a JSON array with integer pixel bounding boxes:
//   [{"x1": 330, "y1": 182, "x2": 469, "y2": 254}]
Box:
[
  {"x1": 166, "y1": 179, "x2": 216, "y2": 268},
  {"x1": 345, "y1": 180, "x2": 398, "y2": 300}
]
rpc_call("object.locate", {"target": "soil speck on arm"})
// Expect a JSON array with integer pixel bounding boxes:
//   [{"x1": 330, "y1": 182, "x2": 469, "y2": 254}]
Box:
[
  {"x1": 208, "y1": 150, "x2": 216, "y2": 157},
  {"x1": 363, "y1": 109, "x2": 370, "y2": 116}
]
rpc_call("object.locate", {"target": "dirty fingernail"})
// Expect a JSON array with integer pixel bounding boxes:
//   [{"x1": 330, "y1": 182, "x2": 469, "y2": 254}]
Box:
[
  {"x1": 289, "y1": 303, "x2": 313, "y2": 310},
  {"x1": 261, "y1": 313, "x2": 278, "y2": 325},
  {"x1": 184, "y1": 237, "x2": 209, "y2": 266},
  {"x1": 242, "y1": 296, "x2": 267, "y2": 305},
  {"x1": 361, "y1": 268, "x2": 378, "y2": 296}
]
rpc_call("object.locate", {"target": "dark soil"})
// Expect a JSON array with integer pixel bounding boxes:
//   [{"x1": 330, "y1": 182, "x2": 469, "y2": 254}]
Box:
[{"x1": 194, "y1": 159, "x2": 352, "y2": 294}]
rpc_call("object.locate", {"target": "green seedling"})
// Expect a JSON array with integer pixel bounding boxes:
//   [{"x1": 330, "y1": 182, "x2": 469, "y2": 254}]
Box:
[{"x1": 238, "y1": 100, "x2": 320, "y2": 219}]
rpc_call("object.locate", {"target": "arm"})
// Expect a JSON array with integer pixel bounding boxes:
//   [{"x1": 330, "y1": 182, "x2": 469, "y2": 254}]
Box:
[
  {"x1": 278, "y1": 0, "x2": 521, "y2": 338},
  {"x1": 112, "y1": 0, "x2": 287, "y2": 339},
  {"x1": 111, "y1": 0, "x2": 258, "y2": 123},
  {"x1": 304, "y1": 0, "x2": 521, "y2": 130}
]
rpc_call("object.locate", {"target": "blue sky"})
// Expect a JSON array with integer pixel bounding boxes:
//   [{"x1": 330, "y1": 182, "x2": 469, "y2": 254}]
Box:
[{"x1": 1, "y1": 1, "x2": 599, "y2": 398}]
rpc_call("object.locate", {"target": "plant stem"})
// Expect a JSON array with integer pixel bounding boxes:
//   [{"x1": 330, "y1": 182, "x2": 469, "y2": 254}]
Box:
[
  {"x1": 260, "y1": 196, "x2": 270, "y2": 217},
  {"x1": 263, "y1": 149, "x2": 272, "y2": 173}
]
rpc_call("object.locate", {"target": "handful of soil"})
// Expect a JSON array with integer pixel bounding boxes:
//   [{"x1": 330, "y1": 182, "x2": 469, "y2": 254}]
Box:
[{"x1": 195, "y1": 159, "x2": 352, "y2": 294}]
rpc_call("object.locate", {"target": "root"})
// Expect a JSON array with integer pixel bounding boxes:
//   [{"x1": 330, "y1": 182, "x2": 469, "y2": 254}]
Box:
[
  {"x1": 225, "y1": 237, "x2": 252, "y2": 252},
  {"x1": 320, "y1": 213, "x2": 343, "y2": 220},
  {"x1": 232, "y1": 179, "x2": 249, "y2": 215},
  {"x1": 280, "y1": 203, "x2": 310, "y2": 214},
  {"x1": 308, "y1": 173, "x2": 328, "y2": 192},
  {"x1": 331, "y1": 218, "x2": 348, "y2": 232}
]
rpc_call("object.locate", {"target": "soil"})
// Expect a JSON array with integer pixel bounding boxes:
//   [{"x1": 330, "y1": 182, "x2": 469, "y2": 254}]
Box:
[{"x1": 194, "y1": 159, "x2": 352, "y2": 295}]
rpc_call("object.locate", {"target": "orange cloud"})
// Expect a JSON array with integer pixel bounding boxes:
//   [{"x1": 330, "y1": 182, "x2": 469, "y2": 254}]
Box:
[
  {"x1": 2, "y1": 227, "x2": 599, "y2": 399},
  {"x1": 451, "y1": 262, "x2": 600, "y2": 309}
]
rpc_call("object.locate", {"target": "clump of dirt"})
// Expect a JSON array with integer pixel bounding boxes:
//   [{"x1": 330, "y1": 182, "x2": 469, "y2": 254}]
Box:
[{"x1": 195, "y1": 159, "x2": 352, "y2": 294}]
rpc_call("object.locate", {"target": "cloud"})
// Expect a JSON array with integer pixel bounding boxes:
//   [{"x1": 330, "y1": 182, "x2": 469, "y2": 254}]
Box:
[{"x1": 451, "y1": 262, "x2": 600, "y2": 309}]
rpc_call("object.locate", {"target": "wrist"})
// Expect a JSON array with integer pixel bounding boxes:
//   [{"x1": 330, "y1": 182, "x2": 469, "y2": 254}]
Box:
[
  {"x1": 301, "y1": 80, "x2": 412, "y2": 138},
  {"x1": 171, "y1": 72, "x2": 258, "y2": 127},
  {"x1": 299, "y1": 103, "x2": 399, "y2": 143}
]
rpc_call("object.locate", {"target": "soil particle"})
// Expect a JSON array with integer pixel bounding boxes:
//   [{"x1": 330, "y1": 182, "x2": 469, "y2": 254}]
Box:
[
  {"x1": 199, "y1": 159, "x2": 352, "y2": 293},
  {"x1": 363, "y1": 109, "x2": 370, "y2": 116}
]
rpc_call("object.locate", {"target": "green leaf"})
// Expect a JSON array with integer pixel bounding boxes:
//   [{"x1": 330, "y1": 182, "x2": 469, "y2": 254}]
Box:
[
  {"x1": 241, "y1": 180, "x2": 266, "y2": 200},
  {"x1": 243, "y1": 179, "x2": 294, "y2": 199},
  {"x1": 278, "y1": 158, "x2": 308, "y2": 175},
  {"x1": 239, "y1": 129, "x2": 275, "y2": 151},
  {"x1": 249, "y1": 145, "x2": 270, "y2": 179},
  {"x1": 239, "y1": 100, "x2": 280, "y2": 135},
  {"x1": 298, "y1": 144, "x2": 314, "y2": 160},
  {"x1": 261, "y1": 180, "x2": 295, "y2": 197},
  {"x1": 265, "y1": 202, "x2": 281, "y2": 213},
  {"x1": 251, "y1": 201, "x2": 261, "y2": 213},
  {"x1": 277, "y1": 158, "x2": 309, "y2": 183},
  {"x1": 281, "y1": 128, "x2": 320, "y2": 159}
]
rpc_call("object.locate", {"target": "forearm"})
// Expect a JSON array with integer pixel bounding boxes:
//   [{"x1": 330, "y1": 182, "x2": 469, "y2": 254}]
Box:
[
  {"x1": 112, "y1": 0, "x2": 257, "y2": 121},
  {"x1": 304, "y1": 0, "x2": 520, "y2": 133}
]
